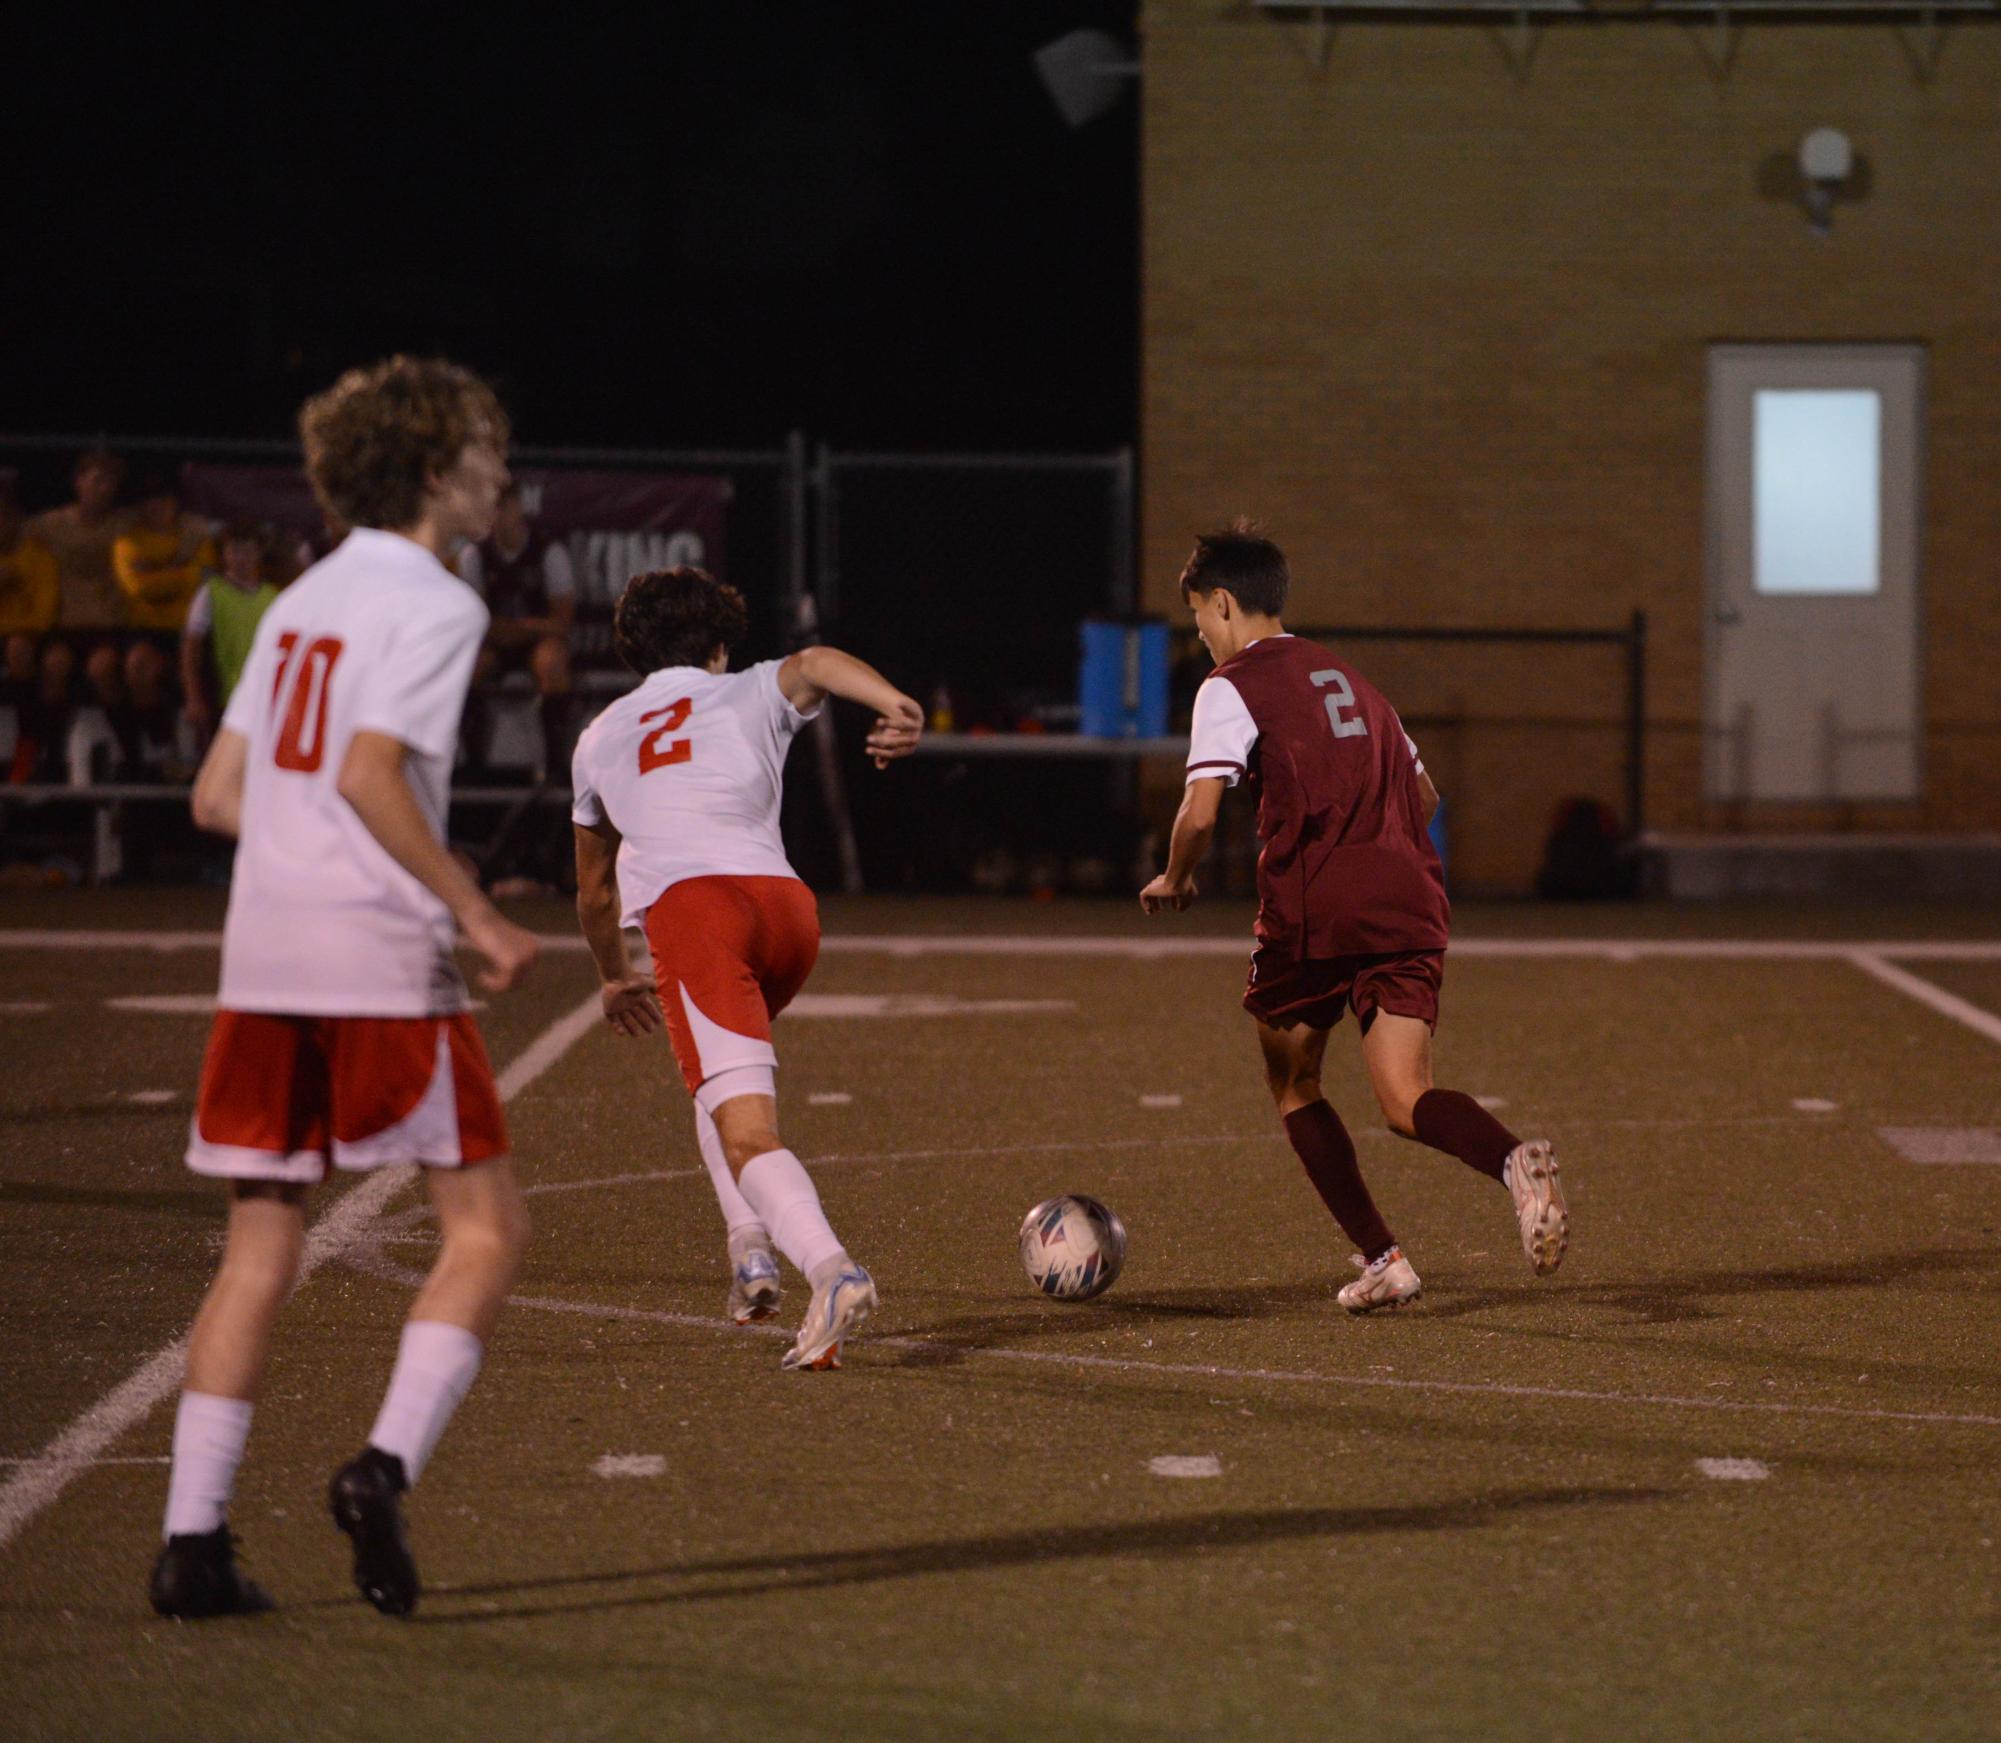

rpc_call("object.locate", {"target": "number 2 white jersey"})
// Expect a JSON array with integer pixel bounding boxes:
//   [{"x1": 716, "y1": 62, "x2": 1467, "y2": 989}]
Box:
[
  {"x1": 570, "y1": 660, "x2": 821, "y2": 927},
  {"x1": 217, "y1": 528, "x2": 488, "y2": 1016}
]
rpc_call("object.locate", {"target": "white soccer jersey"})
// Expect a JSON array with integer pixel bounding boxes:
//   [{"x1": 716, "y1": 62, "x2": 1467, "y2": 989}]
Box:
[
  {"x1": 216, "y1": 528, "x2": 488, "y2": 1016},
  {"x1": 571, "y1": 660, "x2": 820, "y2": 926}
]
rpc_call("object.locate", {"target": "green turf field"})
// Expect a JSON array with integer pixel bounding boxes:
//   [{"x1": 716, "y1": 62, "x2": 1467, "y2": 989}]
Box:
[{"x1": 3, "y1": 891, "x2": 1998, "y2": 1742}]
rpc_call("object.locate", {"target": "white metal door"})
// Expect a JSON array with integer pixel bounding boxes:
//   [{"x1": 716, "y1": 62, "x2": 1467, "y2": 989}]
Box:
[{"x1": 1705, "y1": 344, "x2": 1924, "y2": 803}]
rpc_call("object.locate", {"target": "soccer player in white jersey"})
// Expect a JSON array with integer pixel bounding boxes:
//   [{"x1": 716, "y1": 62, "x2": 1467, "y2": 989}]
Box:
[
  {"x1": 148, "y1": 358, "x2": 542, "y2": 1621},
  {"x1": 570, "y1": 566, "x2": 923, "y2": 1370}
]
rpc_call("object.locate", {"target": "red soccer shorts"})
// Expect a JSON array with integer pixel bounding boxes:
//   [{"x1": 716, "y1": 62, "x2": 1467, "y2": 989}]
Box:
[
  {"x1": 186, "y1": 1010, "x2": 509, "y2": 1184},
  {"x1": 644, "y1": 875, "x2": 820, "y2": 1101},
  {"x1": 1243, "y1": 946, "x2": 1444, "y2": 1034}
]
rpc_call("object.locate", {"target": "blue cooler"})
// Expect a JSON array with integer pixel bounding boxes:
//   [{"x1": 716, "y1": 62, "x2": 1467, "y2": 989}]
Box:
[{"x1": 1078, "y1": 619, "x2": 1169, "y2": 738}]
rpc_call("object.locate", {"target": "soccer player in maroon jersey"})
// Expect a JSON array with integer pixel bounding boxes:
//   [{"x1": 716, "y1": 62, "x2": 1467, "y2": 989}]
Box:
[{"x1": 1140, "y1": 523, "x2": 1567, "y2": 1311}]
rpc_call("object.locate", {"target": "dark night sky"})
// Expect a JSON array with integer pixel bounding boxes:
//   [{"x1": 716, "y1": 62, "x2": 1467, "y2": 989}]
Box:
[{"x1": 6, "y1": 3, "x2": 1139, "y2": 453}]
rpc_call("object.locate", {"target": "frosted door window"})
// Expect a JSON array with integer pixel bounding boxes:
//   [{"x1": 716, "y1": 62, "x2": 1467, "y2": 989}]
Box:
[{"x1": 1753, "y1": 390, "x2": 1881, "y2": 597}]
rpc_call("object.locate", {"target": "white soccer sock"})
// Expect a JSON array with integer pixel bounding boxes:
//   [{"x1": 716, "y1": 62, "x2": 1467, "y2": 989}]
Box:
[
  {"x1": 163, "y1": 1391, "x2": 254, "y2": 1540},
  {"x1": 366, "y1": 1320, "x2": 484, "y2": 1487},
  {"x1": 736, "y1": 1149, "x2": 847, "y2": 1282},
  {"x1": 694, "y1": 1104, "x2": 768, "y2": 1248}
]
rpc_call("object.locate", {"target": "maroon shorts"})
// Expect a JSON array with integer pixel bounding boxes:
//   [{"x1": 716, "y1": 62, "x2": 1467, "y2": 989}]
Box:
[{"x1": 1243, "y1": 946, "x2": 1443, "y2": 1034}]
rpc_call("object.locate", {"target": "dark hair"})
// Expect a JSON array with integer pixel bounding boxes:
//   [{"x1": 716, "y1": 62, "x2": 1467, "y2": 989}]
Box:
[
  {"x1": 614, "y1": 566, "x2": 750, "y2": 675},
  {"x1": 299, "y1": 355, "x2": 508, "y2": 533},
  {"x1": 1178, "y1": 518, "x2": 1289, "y2": 616}
]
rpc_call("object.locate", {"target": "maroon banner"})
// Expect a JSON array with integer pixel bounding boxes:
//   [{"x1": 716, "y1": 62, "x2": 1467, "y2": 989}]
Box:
[{"x1": 179, "y1": 463, "x2": 732, "y2": 666}]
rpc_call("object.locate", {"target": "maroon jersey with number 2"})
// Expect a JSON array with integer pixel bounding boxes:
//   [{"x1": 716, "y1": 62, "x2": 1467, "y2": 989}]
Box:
[{"x1": 1186, "y1": 634, "x2": 1448, "y2": 960}]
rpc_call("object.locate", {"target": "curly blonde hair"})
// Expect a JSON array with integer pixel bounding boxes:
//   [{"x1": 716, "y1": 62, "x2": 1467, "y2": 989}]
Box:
[{"x1": 299, "y1": 356, "x2": 509, "y2": 533}]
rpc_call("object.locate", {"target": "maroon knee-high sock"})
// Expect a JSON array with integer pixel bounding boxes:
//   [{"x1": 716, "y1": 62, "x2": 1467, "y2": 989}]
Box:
[
  {"x1": 1283, "y1": 1100, "x2": 1396, "y2": 1261},
  {"x1": 1411, "y1": 1089, "x2": 1518, "y2": 1184}
]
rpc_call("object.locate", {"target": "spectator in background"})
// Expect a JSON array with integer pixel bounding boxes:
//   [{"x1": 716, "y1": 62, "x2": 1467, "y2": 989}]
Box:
[
  {"x1": 180, "y1": 521, "x2": 281, "y2": 746},
  {"x1": 28, "y1": 447, "x2": 133, "y2": 723},
  {"x1": 0, "y1": 485, "x2": 62, "y2": 780},
  {"x1": 459, "y1": 481, "x2": 574, "y2": 777},
  {"x1": 110, "y1": 472, "x2": 214, "y2": 777}
]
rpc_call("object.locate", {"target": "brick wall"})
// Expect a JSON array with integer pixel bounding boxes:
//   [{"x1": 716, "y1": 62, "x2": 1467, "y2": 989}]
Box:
[{"x1": 1141, "y1": 4, "x2": 2001, "y2": 890}]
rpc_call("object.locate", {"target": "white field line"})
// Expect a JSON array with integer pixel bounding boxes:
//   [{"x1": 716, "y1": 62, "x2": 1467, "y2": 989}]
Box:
[
  {"x1": 333, "y1": 1243, "x2": 2001, "y2": 1433},
  {"x1": 1847, "y1": 951, "x2": 2001, "y2": 1048},
  {"x1": 5, "y1": 929, "x2": 2001, "y2": 961},
  {"x1": 818, "y1": 937, "x2": 2001, "y2": 961},
  {"x1": 0, "y1": 991, "x2": 604, "y2": 1556},
  {"x1": 0, "y1": 1456, "x2": 168, "y2": 1467}
]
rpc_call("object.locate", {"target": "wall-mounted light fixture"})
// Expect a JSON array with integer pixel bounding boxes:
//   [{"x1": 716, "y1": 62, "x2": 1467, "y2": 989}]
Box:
[{"x1": 1757, "y1": 128, "x2": 1872, "y2": 237}]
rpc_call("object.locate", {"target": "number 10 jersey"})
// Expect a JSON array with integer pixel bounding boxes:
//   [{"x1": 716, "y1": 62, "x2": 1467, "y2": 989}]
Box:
[
  {"x1": 218, "y1": 528, "x2": 489, "y2": 1016},
  {"x1": 570, "y1": 661, "x2": 822, "y2": 928}
]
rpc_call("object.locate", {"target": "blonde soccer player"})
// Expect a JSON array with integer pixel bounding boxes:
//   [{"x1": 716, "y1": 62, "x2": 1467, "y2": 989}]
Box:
[
  {"x1": 151, "y1": 358, "x2": 540, "y2": 1621},
  {"x1": 571, "y1": 566, "x2": 922, "y2": 1370}
]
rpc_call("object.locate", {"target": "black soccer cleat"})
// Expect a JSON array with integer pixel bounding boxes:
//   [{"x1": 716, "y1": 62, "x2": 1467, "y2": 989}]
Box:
[
  {"x1": 328, "y1": 1447, "x2": 419, "y2": 1617},
  {"x1": 149, "y1": 1526, "x2": 275, "y2": 1620}
]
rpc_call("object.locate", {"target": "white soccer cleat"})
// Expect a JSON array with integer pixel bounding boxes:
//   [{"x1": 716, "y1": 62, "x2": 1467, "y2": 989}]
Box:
[
  {"x1": 727, "y1": 1246, "x2": 782, "y2": 1326},
  {"x1": 1337, "y1": 1246, "x2": 1422, "y2": 1314},
  {"x1": 1506, "y1": 1139, "x2": 1568, "y2": 1276},
  {"x1": 781, "y1": 1264, "x2": 878, "y2": 1371}
]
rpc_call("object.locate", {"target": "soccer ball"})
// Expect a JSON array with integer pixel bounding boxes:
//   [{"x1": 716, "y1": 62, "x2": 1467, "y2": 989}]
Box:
[{"x1": 1018, "y1": 1194, "x2": 1127, "y2": 1301}]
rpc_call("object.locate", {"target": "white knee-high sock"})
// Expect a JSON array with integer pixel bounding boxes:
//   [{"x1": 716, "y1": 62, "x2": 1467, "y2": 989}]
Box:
[
  {"x1": 695, "y1": 1104, "x2": 767, "y2": 1249},
  {"x1": 367, "y1": 1320, "x2": 483, "y2": 1487},
  {"x1": 736, "y1": 1150, "x2": 847, "y2": 1283},
  {"x1": 163, "y1": 1391, "x2": 254, "y2": 1540}
]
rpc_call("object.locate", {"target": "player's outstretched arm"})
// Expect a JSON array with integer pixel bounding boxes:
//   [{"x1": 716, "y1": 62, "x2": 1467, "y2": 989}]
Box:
[
  {"x1": 777, "y1": 645, "x2": 924, "y2": 769},
  {"x1": 1140, "y1": 776, "x2": 1226, "y2": 914},
  {"x1": 190, "y1": 727, "x2": 249, "y2": 837},
  {"x1": 336, "y1": 730, "x2": 540, "y2": 993},
  {"x1": 573, "y1": 820, "x2": 660, "y2": 1037}
]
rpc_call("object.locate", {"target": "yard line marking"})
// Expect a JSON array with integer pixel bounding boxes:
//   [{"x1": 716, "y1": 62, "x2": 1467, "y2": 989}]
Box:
[
  {"x1": 1793, "y1": 1098, "x2": 1839, "y2": 1113},
  {"x1": 7, "y1": 929, "x2": 2001, "y2": 961},
  {"x1": 350, "y1": 1281, "x2": 2001, "y2": 1433},
  {"x1": 0, "y1": 990, "x2": 603, "y2": 1556},
  {"x1": 1876, "y1": 1127, "x2": 2001, "y2": 1166},
  {"x1": 786, "y1": 994, "x2": 1074, "y2": 1019},
  {"x1": 592, "y1": 1454, "x2": 667, "y2": 1479},
  {"x1": 523, "y1": 1167, "x2": 699, "y2": 1197},
  {"x1": 494, "y1": 995, "x2": 604, "y2": 1100},
  {"x1": 808, "y1": 1092, "x2": 853, "y2": 1106},
  {"x1": 343, "y1": 1207, "x2": 2001, "y2": 1438},
  {"x1": 1139, "y1": 1094, "x2": 1183, "y2": 1109},
  {"x1": 0, "y1": 930, "x2": 224, "y2": 952},
  {"x1": 1148, "y1": 1455, "x2": 1222, "y2": 1478},
  {"x1": 107, "y1": 994, "x2": 215, "y2": 1014},
  {"x1": 1847, "y1": 951, "x2": 2001, "y2": 1048},
  {"x1": 818, "y1": 937, "x2": 2001, "y2": 961},
  {"x1": 0, "y1": 1456, "x2": 168, "y2": 1467},
  {"x1": 1695, "y1": 1458, "x2": 1771, "y2": 1481},
  {"x1": 125, "y1": 1090, "x2": 178, "y2": 1106}
]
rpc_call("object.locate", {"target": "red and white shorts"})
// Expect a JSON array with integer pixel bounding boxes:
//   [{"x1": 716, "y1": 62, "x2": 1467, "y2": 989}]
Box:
[
  {"x1": 644, "y1": 875, "x2": 819, "y2": 1109},
  {"x1": 185, "y1": 1009, "x2": 510, "y2": 1184}
]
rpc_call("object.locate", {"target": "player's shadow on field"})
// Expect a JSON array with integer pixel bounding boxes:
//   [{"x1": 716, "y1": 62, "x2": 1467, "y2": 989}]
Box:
[
  {"x1": 413, "y1": 1484, "x2": 1672, "y2": 1625},
  {"x1": 898, "y1": 1282, "x2": 1348, "y2": 1359},
  {"x1": 1418, "y1": 1245, "x2": 2001, "y2": 1328}
]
